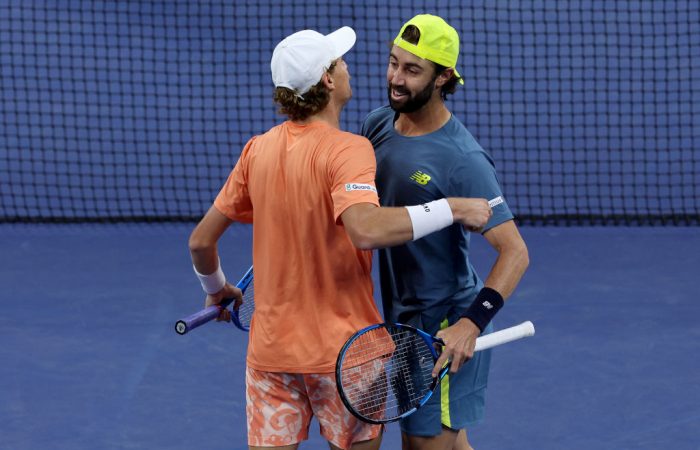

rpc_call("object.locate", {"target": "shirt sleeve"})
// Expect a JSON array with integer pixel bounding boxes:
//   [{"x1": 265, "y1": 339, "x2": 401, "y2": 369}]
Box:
[
  {"x1": 213, "y1": 136, "x2": 256, "y2": 223},
  {"x1": 447, "y1": 151, "x2": 514, "y2": 231},
  {"x1": 326, "y1": 134, "x2": 380, "y2": 222}
]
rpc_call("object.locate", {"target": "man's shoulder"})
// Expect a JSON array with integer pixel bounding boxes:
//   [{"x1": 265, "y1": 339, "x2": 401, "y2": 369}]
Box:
[
  {"x1": 326, "y1": 126, "x2": 372, "y2": 145},
  {"x1": 256, "y1": 121, "x2": 286, "y2": 141},
  {"x1": 443, "y1": 116, "x2": 489, "y2": 157},
  {"x1": 365, "y1": 105, "x2": 393, "y2": 120},
  {"x1": 314, "y1": 126, "x2": 374, "y2": 157},
  {"x1": 265, "y1": 121, "x2": 371, "y2": 147},
  {"x1": 363, "y1": 106, "x2": 393, "y2": 129}
]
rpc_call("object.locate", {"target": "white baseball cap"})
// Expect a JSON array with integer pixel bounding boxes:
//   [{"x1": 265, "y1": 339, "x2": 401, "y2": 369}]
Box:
[{"x1": 271, "y1": 26, "x2": 356, "y2": 96}]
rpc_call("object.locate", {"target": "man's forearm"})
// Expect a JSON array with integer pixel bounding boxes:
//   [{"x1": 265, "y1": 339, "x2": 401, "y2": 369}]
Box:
[{"x1": 483, "y1": 244, "x2": 529, "y2": 299}]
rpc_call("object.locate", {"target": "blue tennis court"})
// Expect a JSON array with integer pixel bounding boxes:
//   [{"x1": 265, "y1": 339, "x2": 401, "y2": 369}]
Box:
[{"x1": 1, "y1": 225, "x2": 698, "y2": 449}]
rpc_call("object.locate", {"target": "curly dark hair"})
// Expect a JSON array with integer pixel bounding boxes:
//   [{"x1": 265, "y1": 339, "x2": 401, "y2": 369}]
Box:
[
  {"x1": 273, "y1": 62, "x2": 337, "y2": 121},
  {"x1": 399, "y1": 25, "x2": 461, "y2": 100}
]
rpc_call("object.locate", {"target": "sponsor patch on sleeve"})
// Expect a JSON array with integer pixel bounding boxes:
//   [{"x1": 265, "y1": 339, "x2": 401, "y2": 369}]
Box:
[
  {"x1": 488, "y1": 196, "x2": 504, "y2": 208},
  {"x1": 345, "y1": 183, "x2": 378, "y2": 193}
]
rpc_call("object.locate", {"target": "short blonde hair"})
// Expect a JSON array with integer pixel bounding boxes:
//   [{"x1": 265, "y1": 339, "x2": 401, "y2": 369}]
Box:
[{"x1": 273, "y1": 62, "x2": 337, "y2": 121}]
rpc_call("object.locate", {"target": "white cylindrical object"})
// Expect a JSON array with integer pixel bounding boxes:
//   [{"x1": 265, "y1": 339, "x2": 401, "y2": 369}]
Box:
[{"x1": 474, "y1": 321, "x2": 535, "y2": 352}]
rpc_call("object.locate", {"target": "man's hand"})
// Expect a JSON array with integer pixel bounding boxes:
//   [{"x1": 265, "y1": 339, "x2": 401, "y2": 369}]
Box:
[
  {"x1": 432, "y1": 318, "x2": 481, "y2": 377},
  {"x1": 204, "y1": 282, "x2": 243, "y2": 322},
  {"x1": 447, "y1": 198, "x2": 492, "y2": 232}
]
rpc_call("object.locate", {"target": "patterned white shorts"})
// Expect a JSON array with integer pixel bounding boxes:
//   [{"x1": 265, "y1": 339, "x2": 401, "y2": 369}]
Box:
[{"x1": 245, "y1": 366, "x2": 382, "y2": 449}]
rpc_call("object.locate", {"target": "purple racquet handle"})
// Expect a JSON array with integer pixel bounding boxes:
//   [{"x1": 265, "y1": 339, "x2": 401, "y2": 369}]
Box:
[
  {"x1": 175, "y1": 265, "x2": 253, "y2": 335},
  {"x1": 175, "y1": 298, "x2": 234, "y2": 335}
]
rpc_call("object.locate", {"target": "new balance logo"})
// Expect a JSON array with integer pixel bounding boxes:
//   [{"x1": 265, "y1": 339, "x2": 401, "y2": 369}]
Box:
[
  {"x1": 409, "y1": 170, "x2": 431, "y2": 185},
  {"x1": 482, "y1": 301, "x2": 493, "y2": 310}
]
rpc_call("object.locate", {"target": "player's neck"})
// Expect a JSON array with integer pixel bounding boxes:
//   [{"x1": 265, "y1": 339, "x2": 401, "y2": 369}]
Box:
[
  {"x1": 296, "y1": 99, "x2": 343, "y2": 129},
  {"x1": 394, "y1": 99, "x2": 451, "y2": 137}
]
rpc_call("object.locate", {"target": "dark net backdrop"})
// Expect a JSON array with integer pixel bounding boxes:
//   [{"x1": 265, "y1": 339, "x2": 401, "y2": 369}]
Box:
[{"x1": 1, "y1": 1, "x2": 699, "y2": 224}]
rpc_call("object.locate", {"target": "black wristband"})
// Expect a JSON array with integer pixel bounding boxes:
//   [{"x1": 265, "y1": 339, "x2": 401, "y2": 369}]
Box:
[{"x1": 461, "y1": 287, "x2": 504, "y2": 332}]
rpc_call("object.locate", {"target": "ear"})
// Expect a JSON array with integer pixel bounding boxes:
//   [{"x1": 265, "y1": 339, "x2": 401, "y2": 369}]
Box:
[
  {"x1": 322, "y1": 71, "x2": 335, "y2": 91},
  {"x1": 435, "y1": 68, "x2": 454, "y2": 88}
]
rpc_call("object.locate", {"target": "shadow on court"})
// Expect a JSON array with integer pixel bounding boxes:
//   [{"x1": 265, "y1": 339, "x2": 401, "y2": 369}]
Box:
[{"x1": 0, "y1": 225, "x2": 698, "y2": 450}]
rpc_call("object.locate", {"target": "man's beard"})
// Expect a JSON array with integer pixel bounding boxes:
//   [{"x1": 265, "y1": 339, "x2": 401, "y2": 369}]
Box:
[{"x1": 387, "y1": 77, "x2": 436, "y2": 113}]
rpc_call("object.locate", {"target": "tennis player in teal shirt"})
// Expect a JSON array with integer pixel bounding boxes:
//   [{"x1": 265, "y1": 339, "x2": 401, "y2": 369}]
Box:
[{"x1": 361, "y1": 14, "x2": 530, "y2": 450}]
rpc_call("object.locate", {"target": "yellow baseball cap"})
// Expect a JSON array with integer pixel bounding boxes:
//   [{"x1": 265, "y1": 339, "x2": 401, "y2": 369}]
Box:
[{"x1": 393, "y1": 14, "x2": 464, "y2": 84}]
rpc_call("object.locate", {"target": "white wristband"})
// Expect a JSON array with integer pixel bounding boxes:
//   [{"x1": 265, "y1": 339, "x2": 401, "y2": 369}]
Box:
[
  {"x1": 193, "y1": 259, "x2": 227, "y2": 294},
  {"x1": 405, "y1": 198, "x2": 454, "y2": 240}
]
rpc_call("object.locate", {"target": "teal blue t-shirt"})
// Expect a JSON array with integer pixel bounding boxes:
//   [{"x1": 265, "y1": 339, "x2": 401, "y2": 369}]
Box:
[{"x1": 362, "y1": 106, "x2": 514, "y2": 326}]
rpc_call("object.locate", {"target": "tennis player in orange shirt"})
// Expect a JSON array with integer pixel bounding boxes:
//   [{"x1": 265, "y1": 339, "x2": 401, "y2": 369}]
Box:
[{"x1": 188, "y1": 26, "x2": 492, "y2": 450}]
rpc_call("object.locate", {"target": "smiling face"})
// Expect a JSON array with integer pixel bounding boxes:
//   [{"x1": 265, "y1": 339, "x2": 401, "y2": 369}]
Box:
[{"x1": 386, "y1": 45, "x2": 440, "y2": 113}]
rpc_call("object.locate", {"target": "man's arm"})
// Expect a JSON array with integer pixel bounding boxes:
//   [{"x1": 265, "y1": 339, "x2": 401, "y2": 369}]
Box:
[
  {"x1": 340, "y1": 198, "x2": 493, "y2": 250},
  {"x1": 433, "y1": 220, "x2": 529, "y2": 375},
  {"x1": 481, "y1": 220, "x2": 529, "y2": 298},
  {"x1": 189, "y1": 206, "x2": 242, "y2": 314},
  {"x1": 189, "y1": 206, "x2": 234, "y2": 273}
]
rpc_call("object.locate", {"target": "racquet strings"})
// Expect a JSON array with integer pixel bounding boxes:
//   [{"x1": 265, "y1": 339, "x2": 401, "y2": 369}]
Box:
[
  {"x1": 340, "y1": 326, "x2": 436, "y2": 421},
  {"x1": 236, "y1": 280, "x2": 255, "y2": 328}
]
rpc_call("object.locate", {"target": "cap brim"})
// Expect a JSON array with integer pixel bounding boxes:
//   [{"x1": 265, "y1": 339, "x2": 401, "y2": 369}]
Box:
[
  {"x1": 454, "y1": 68, "x2": 464, "y2": 84},
  {"x1": 326, "y1": 26, "x2": 356, "y2": 59}
]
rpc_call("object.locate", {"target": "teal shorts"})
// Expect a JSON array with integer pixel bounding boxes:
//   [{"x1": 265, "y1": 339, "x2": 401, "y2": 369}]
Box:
[{"x1": 398, "y1": 312, "x2": 494, "y2": 437}]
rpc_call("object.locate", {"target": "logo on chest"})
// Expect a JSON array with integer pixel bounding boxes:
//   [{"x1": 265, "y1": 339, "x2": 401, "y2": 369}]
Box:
[{"x1": 409, "y1": 170, "x2": 432, "y2": 186}]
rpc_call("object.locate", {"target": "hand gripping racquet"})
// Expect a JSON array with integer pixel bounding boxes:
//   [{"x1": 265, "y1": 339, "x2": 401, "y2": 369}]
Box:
[
  {"x1": 335, "y1": 320, "x2": 535, "y2": 424},
  {"x1": 175, "y1": 265, "x2": 254, "y2": 335}
]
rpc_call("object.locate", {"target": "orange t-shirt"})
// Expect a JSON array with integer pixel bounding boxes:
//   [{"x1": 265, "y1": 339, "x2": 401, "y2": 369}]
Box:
[{"x1": 214, "y1": 120, "x2": 383, "y2": 373}]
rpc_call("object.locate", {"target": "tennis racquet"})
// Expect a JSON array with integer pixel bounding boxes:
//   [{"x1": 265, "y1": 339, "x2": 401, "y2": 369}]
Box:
[
  {"x1": 174, "y1": 265, "x2": 254, "y2": 335},
  {"x1": 335, "y1": 320, "x2": 535, "y2": 424}
]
